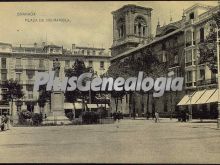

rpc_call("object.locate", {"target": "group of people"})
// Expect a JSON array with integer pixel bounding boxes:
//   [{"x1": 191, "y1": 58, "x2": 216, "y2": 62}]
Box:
[
  {"x1": 1, "y1": 114, "x2": 10, "y2": 131},
  {"x1": 112, "y1": 111, "x2": 123, "y2": 122}
]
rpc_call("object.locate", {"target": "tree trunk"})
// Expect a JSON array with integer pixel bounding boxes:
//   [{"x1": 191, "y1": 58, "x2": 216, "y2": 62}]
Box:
[
  {"x1": 129, "y1": 93, "x2": 133, "y2": 118},
  {"x1": 115, "y1": 97, "x2": 118, "y2": 112},
  {"x1": 11, "y1": 99, "x2": 14, "y2": 126},
  {"x1": 146, "y1": 93, "x2": 149, "y2": 120}
]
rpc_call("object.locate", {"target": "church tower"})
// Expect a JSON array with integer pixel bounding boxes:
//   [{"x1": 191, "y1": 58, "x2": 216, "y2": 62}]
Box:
[{"x1": 111, "y1": 4, "x2": 152, "y2": 56}]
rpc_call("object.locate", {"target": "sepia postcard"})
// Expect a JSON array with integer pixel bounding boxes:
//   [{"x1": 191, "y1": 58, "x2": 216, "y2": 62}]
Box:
[{"x1": 0, "y1": 0, "x2": 220, "y2": 164}]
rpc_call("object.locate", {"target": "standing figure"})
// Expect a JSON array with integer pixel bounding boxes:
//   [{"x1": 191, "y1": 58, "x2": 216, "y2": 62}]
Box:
[
  {"x1": 155, "y1": 111, "x2": 160, "y2": 123},
  {"x1": 53, "y1": 58, "x2": 61, "y2": 77}
]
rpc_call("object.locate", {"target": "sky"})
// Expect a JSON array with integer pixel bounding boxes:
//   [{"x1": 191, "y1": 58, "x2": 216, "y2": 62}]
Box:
[{"x1": 0, "y1": 1, "x2": 218, "y2": 51}]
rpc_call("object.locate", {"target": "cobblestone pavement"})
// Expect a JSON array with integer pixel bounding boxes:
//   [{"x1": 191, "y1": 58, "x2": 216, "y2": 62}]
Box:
[{"x1": 0, "y1": 118, "x2": 220, "y2": 163}]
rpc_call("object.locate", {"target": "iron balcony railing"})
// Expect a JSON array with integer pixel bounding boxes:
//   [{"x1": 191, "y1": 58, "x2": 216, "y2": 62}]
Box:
[
  {"x1": 197, "y1": 78, "x2": 218, "y2": 87},
  {"x1": 25, "y1": 65, "x2": 35, "y2": 70}
]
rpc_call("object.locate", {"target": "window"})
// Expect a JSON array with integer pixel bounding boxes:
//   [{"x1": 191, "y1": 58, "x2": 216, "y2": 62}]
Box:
[
  {"x1": 16, "y1": 73, "x2": 21, "y2": 81},
  {"x1": 162, "y1": 52, "x2": 167, "y2": 62},
  {"x1": 1, "y1": 73, "x2": 7, "y2": 81},
  {"x1": 26, "y1": 71, "x2": 34, "y2": 79},
  {"x1": 39, "y1": 59, "x2": 44, "y2": 67},
  {"x1": 117, "y1": 18, "x2": 125, "y2": 38},
  {"x1": 88, "y1": 61, "x2": 93, "y2": 68},
  {"x1": 82, "y1": 50, "x2": 84, "y2": 54},
  {"x1": 189, "y1": 12, "x2": 194, "y2": 19},
  {"x1": 28, "y1": 92, "x2": 33, "y2": 99},
  {"x1": 65, "y1": 60, "x2": 70, "y2": 67},
  {"x1": 93, "y1": 50, "x2": 96, "y2": 55},
  {"x1": 174, "y1": 55, "x2": 178, "y2": 64},
  {"x1": 1, "y1": 58, "x2": 6, "y2": 68},
  {"x1": 134, "y1": 16, "x2": 147, "y2": 37},
  {"x1": 100, "y1": 61, "x2": 104, "y2": 69},
  {"x1": 87, "y1": 50, "x2": 90, "y2": 55},
  {"x1": 200, "y1": 69, "x2": 205, "y2": 80},
  {"x1": 185, "y1": 30, "x2": 192, "y2": 46},
  {"x1": 27, "y1": 58, "x2": 33, "y2": 65},
  {"x1": 185, "y1": 50, "x2": 192, "y2": 63},
  {"x1": 143, "y1": 26, "x2": 146, "y2": 36},
  {"x1": 186, "y1": 71, "x2": 192, "y2": 82},
  {"x1": 200, "y1": 28, "x2": 204, "y2": 43}
]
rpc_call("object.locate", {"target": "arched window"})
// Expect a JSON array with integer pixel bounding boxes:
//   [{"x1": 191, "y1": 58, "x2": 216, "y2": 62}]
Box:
[
  {"x1": 117, "y1": 18, "x2": 125, "y2": 38},
  {"x1": 134, "y1": 16, "x2": 147, "y2": 37}
]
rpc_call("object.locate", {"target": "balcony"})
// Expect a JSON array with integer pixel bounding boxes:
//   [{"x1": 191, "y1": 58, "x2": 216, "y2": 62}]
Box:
[
  {"x1": 197, "y1": 78, "x2": 217, "y2": 87},
  {"x1": 15, "y1": 65, "x2": 23, "y2": 70},
  {"x1": 185, "y1": 82, "x2": 193, "y2": 87},
  {"x1": 26, "y1": 80, "x2": 35, "y2": 85},
  {"x1": 185, "y1": 41, "x2": 195, "y2": 47},
  {"x1": 16, "y1": 80, "x2": 23, "y2": 85},
  {"x1": 25, "y1": 65, "x2": 35, "y2": 70},
  {"x1": 36, "y1": 65, "x2": 46, "y2": 71}
]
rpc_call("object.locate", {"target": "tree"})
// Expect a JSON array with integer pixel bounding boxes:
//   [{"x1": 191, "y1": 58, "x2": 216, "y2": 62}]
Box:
[
  {"x1": 65, "y1": 59, "x2": 91, "y2": 110},
  {"x1": 2, "y1": 79, "x2": 24, "y2": 125},
  {"x1": 38, "y1": 85, "x2": 51, "y2": 113},
  {"x1": 199, "y1": 11, "x2": 220, "y2": 74},
  {"x1": 107, "y1": 48, "x2": 168, "y2": 118}
]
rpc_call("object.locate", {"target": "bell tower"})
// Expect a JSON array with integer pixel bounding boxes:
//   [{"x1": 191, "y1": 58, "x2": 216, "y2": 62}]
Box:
[{"x1": 111, "y1": 4, "x2": 153, "y2": 56}]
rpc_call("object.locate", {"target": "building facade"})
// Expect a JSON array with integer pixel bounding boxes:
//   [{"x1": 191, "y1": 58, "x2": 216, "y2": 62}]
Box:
[
  {"x1": 0, "y1": 42, "x2": 111, "y2": 122},
  {"x1": 110, "y1": 3, "x2": 220, "y2": 118}
]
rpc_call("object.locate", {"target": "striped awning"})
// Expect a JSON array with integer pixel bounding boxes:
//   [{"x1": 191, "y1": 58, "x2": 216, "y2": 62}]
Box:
[
  {"x1": 87, "y1": 104, "x2": 98, "y2": 109},
  {"x1": 185, "y1": 90, "x2": 206, "y2": 105},
  {"x1": 98, "y1": 104, "x2": 109, "y2": 108},
  {"x1": 206, "y1": 89, "x2": 219, "y2": 103},
  {"x1": 196, "y1": 89, "x2": 216, "y2": 104},
  {"x1": 74, "y1": 103, "x2": 83, "y2": 110},
  {"x1": 177, "y1": 95, "x2": 191, "y2": 106},
  {"x1": 64, "y1": 103, "x2": 74, "y2": 109}
]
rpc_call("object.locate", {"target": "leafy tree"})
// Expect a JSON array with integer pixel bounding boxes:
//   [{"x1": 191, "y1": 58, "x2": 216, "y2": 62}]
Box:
[
  {"x1": 38, "y1": 84, "x2": 51, "y2": 113},
  {"x1": 2, "y1": 79, "x2": 24, "y2": 124},
  {"x1": 199, "y1": 11, "x2": 220, "y2": 74},
  {"x1": 65, "y1": 59, "x2": 93, "y2": 110},
  {"x1": 107, "y1": 48, "x2": 167, "y2": 118}
]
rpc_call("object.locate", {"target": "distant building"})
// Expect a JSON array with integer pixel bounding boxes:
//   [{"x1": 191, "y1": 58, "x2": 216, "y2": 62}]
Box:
[{"x1": 0, "y1": 42, "x2": 111, "y2": 122}]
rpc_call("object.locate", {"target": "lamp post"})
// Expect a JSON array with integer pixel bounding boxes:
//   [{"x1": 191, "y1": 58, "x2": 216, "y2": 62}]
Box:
[{"x1": 216, "y1": 25, "x2": 220, "y2": 128}]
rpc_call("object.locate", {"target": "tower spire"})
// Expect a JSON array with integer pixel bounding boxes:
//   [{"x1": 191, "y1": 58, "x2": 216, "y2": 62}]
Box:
[
  {"x1": 157, "y1": 18, "x2": 160, "y2": 28},
  {"x1": 170, "y1": 10, "x2": 173, "y2": 22}
]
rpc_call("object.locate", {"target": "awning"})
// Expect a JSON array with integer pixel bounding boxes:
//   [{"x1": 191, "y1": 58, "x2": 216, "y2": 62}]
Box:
[
  {"x1": 177, "y1": 95, "x2": 191, "y2": 106},
  {"x1": 196, "y1": 89, "x2": 216, "y2": 104},
  {"x1": 74, "y1": 103, "x2": 83, "y2": 110},
  {"x1": 0, "y1": 106, "x2": 10, "y2": 109},
  {"x1": 185, "y1": 90, "x2": 206, "y2": 105},
  {"x1": 98, "y1": 104, "x2": 109, "y2": 108},
  {"x1": 206, "y1": 89, "x2": 219, "y2": 103},
  {"x1": 87, "y1": 104, "x2": 98, "y2": 109},
  {"x1": 64, "y1": 103, "x2": 74, "y2": 109}
]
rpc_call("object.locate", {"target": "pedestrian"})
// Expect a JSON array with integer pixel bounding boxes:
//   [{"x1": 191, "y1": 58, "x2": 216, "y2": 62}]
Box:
[
  {"x1": 4, "y1": 114, "x2": 9, "y2": 130},
  {"x1": 1, "y1": 115, "x2": 5, "y2": 131},
  {"x1": 155, "y1": 111, "x2": 159, "y2": 123}
]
